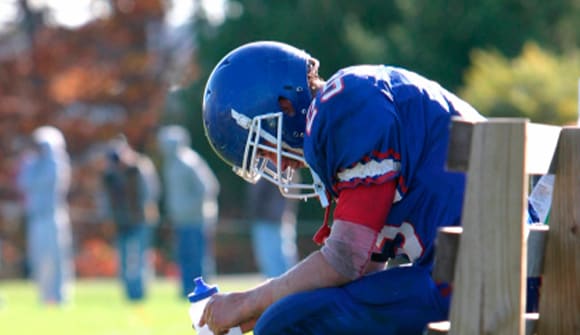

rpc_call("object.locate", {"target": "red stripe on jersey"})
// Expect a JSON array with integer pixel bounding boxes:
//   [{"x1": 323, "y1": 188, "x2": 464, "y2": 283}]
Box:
[
  {"x1": 333, "y1": 179, "x2": 397, "y2": 232},
  {"x1": 334, "y1": 170, "x2": 398, "y2": 192}
]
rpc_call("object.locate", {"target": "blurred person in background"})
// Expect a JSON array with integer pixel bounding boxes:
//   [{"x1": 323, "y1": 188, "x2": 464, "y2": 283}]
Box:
[
  {"x1": 101, "y1": 134, "x2": 160, "y2": 302},
  {"x1": 157, "y1": 125, "x2": 219, "y2": 297},
  {"x1": 245, "y1": 176, "x2": 298, "y2": 278},
  {"x1": 16, "y1": 126, "x2": 73, "y2": 306}
]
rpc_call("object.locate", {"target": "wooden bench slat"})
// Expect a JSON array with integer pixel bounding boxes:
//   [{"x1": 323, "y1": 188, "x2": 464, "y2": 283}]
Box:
[
  {"x1": 446, "y1": 119, "x2": 561, "y2": 175},
  {"x1": 432, "y1": 225, "x2": 548, "y2": 284}
]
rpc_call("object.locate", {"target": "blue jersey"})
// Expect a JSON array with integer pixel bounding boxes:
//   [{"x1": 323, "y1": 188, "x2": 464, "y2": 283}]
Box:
[{"x1": 304, "y1": 65, "x2": 484, "y2": 267}]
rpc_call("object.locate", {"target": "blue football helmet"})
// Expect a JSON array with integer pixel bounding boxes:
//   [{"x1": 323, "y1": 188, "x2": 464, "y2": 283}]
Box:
[{"x1": 203, "y1": 41, "x2": 326, "y2": 203}]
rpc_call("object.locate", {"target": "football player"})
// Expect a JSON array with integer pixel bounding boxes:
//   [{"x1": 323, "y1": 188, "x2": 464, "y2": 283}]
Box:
[{"x1": 198, "y1": 40, "x2": 493, "y2": 335}]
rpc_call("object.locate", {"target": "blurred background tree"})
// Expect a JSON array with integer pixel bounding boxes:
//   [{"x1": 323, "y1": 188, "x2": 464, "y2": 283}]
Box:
[
  {"x1": 461, "y1": 43, "x2": 580, "y2": 125},
  {"x1": 0, "y1": 0, "x2": 579, "y2": 276}
]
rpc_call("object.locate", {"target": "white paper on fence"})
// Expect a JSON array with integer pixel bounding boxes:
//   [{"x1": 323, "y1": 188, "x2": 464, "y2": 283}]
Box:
[{"x1": 528, "y1": 174, "x2": 555, "y2": 224}]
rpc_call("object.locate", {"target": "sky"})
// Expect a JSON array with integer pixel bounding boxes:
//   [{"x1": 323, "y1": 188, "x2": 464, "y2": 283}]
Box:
[{"x1": 0, "y1": 0, "x2": 226, "y2": 31}]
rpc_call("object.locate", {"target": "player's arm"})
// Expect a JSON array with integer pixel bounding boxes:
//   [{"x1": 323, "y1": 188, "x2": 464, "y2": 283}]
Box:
[
  {"x1": 198, "y1": 245, "x2": 350, "y2": 333},
  {"x1": 244, "y1": 180, "x2": 396, "y2": 319}
]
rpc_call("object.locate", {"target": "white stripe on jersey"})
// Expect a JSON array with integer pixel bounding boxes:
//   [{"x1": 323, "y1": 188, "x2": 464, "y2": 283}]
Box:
[{"x1": 337, "y1": 158, "x2": 400, "y2": 182}]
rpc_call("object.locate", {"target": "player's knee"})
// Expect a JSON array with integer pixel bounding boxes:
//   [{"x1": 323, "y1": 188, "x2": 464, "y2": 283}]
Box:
[
  {"x1": 253, "y1": 304, "x2": 296, "y2": 335},
  {"x1": 253, "y1": 291, "x2": 324, "y2": 335},
  {"x1": 253, "y1": 314, "x2": 288, "y2": 335}
]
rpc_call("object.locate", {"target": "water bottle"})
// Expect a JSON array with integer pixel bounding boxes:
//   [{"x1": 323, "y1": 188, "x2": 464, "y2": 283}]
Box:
[{"x1": 188, "y1": 277, "x2": 243, "y2": 335}]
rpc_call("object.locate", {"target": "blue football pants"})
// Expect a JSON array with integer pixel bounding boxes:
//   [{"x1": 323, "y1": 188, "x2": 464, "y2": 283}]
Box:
[{"x1": 254, "y1": 266, "x2": 450, "y2": 335}]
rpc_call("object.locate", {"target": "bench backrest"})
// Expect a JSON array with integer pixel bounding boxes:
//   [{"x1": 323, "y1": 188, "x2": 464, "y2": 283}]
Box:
[{"x1": 437, "y1": 118, "x2": 579, "y2": 335}]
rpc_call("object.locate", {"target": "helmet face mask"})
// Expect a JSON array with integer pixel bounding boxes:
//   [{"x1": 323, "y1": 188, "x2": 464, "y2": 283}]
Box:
[
  {"x1": 231, "y1": 109, "x2": 322, "y2": 201},
  {"x1": 203, "y1": 41, "x2": 327, "y2": 202}
]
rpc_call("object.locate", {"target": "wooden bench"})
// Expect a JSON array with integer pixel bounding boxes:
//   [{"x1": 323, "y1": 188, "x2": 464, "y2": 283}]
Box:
[{"x1": 425, "y1": 119, "x2": 579, "y2": 335}]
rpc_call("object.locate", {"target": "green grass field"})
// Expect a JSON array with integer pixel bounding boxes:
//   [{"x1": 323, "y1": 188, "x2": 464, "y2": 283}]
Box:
[{"x1": 0, "y1": 275, "x2": 262, "y2": 335}]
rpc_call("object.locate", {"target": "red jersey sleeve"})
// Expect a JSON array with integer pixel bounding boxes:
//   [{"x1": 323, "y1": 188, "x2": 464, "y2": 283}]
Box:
[{"x1": 333, "y1": 179, "x2": 397, "y2": 232}]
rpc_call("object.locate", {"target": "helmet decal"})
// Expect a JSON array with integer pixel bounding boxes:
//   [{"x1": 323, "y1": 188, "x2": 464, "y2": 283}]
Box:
[{"x1": 231, "y1": 108, "x2": 252, "y2": 130}]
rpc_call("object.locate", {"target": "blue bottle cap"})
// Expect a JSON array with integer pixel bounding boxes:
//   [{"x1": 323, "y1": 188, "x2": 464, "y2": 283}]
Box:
[{"x1": 188, "y1": 277, "x2": 219, "y2": 303}]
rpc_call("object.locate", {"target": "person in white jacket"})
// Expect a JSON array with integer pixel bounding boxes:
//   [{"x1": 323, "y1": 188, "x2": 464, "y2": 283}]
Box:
[
  {"x1": 157, "y1": 125, "x2": 220, "y2": 297},
  {"x1": 17, "y1": 126, "x2": 73, "y2": 305}
]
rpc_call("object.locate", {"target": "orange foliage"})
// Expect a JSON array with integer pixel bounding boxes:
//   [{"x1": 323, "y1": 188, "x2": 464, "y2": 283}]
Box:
[
  {"x1": 49, "y1": 66, "x2": 117, "y2": 104},
  {"x1": 0, "y1": 0, "x2": 177, "y2": 278},
  {"x1": 74, "y1": 238, "x2": 118, "y2": 277}
]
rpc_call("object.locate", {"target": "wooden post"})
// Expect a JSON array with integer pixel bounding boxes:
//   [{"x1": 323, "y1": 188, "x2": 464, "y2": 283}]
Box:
[
  {"x1": 449, "y1": 119, "x2": 528, "y2": 335},
  {"x1": 536, "y1": 127, "x2": 580, "y2": 334}
]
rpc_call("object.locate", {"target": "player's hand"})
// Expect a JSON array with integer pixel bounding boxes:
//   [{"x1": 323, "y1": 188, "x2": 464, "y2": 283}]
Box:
[{"x1": 199, "y1": 292, "x2": 256, "y2": 335}]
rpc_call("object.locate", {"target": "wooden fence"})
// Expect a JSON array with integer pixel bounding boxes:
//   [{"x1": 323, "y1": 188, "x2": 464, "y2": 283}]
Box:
[{"x1": 426, "y1": 118, "x2": 579, "y2": 335}]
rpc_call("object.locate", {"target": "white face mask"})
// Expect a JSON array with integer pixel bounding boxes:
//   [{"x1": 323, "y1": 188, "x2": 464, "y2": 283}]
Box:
[{"x1": 231, "y1": 109, "x2": 328, "y2": 207}]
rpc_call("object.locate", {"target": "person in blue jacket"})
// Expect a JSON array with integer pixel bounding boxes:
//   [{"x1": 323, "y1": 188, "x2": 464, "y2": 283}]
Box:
[
  {"x1": 17, "y1": 126, "x2": 74, "y2": 305},
  {"x1": 197, "y1": 41, "x2": 537, "y2": 335},
  {"x1": 157, "y1": 125, "x2": 220, "y2": 297}
]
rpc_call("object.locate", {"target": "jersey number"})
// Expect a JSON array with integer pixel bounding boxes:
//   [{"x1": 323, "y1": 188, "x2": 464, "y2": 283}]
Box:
[
  {"x1": 375, "y1": 222, "x2": 424, "y2": 261},
  {"x1": 320, "y1": 76, "x2": 344, "y2": 102},
  {"x1": 306, "y1": 76, "x2": 346, "y2": 135}
]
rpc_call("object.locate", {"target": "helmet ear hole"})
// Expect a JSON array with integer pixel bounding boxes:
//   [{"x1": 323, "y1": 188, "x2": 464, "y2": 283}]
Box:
[{"x1": 278, "y1": 97, "x2": 295, "y2": 116}]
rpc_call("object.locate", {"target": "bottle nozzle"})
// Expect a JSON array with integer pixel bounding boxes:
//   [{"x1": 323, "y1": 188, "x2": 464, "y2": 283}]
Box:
[{"x1": 188, "y1": 277, "x2": 218, "y2": 303}]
